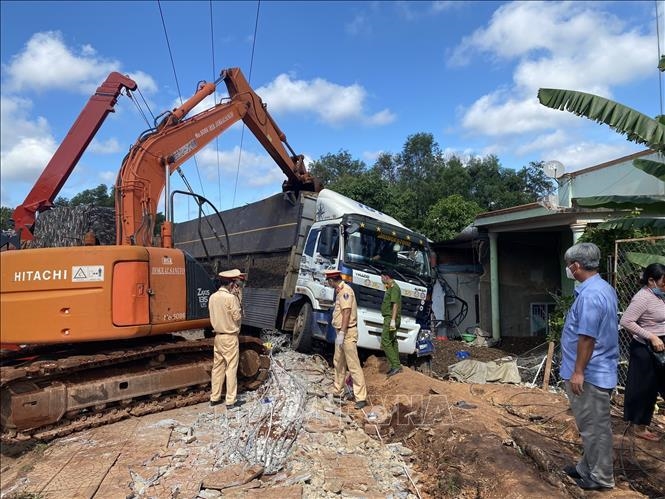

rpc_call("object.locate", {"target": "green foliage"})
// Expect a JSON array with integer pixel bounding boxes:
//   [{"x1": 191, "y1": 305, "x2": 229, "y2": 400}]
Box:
[
  {"x1": 53, "y1": 184, "x2": 115, "y2": 208},
  {"x1": 547, "y1": 293, "x2": 575, "y2": 343},
  {"x1": 626, "y1": 251, "x2": 665, "y2": 267},
  {"x1": 0, "y1": 206, "x2": 13, "y2": 230},
  {"x1": 538, "y1": 88, "x2": 665, "y2": 152},
  {"x1": 579, "y1": 224, "x2": 654, "y2": 264},
  {"x1": 309, "y1": 151, "x2": 366, "y2": 187},
  {"x1": 310, "y1": 134, "x2": 554, "y2": 241},
  {"x1": 423, "y1": 195, "x2": 482, "y2": 241}
]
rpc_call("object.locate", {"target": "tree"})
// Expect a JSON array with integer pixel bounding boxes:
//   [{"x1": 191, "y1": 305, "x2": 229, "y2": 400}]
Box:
[
  {"x1": 70, "y1": 184, "x2": 115, "y2": 207},
  {"x1": 422, "y1": 195, "x2": 482, "y2": 242},
  {"x1": 51, "y1": 184, "x2": 116, "y2": 208},
  {"x1": 308, "y1": 151, "x2": 366, "y2": 188},
  {"x1": 0, "y1": 206, "x2": 13, "y2": 231}
]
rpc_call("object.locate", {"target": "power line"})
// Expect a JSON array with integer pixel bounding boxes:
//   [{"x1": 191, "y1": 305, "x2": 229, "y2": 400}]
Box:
[
  {"x1": 210, "y1": 0, "x2": 222, "y2": 211},
  {"x1": 157, "y1": 0, "x2": 206, "y2": 216},
  {"x1": 657, "y1": 0, "x2": 663, "y2": 116},
  {"x1": 232, "y1": 0, "x2": 261, "y2": 208}
]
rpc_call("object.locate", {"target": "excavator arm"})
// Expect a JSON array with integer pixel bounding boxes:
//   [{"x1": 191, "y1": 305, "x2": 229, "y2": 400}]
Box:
[
  {"x1": 116, "y1": 67, "x2": 320, "y2": 246},
  {"x1": 12, "y1": 72, "x2": 137, "y2": 241}
]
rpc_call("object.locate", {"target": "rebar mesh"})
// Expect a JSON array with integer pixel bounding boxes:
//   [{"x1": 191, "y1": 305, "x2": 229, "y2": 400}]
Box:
[{"x1": 613, "y1": 236, "x2": 665, "y2": 387}]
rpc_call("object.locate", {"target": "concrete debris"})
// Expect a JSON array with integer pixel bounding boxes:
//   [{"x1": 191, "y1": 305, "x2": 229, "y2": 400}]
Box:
[{"x1": 201, "y1": 463, "x2": 264, "y2": 490}]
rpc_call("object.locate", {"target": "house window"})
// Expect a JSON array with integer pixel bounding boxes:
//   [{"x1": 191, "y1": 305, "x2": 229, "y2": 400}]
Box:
[{"x1": 530, "y1": 302, "x2": 555, "y2": 336}]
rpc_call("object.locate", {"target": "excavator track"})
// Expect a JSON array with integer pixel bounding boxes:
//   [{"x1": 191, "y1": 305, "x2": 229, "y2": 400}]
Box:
[{"x1": 0, "y1": 335, "x2": 269, "y2": 446}]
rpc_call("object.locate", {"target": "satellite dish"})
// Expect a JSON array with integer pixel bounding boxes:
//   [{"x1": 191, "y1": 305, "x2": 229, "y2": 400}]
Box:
[{"x1": 542, "y1": 160, "x2": 565, "y2": 179}]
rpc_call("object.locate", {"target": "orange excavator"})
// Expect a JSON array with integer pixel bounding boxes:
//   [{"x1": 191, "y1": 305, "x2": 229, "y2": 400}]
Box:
[{"x1": 0, "y1": 68, "x2": 319, "y2": 442}]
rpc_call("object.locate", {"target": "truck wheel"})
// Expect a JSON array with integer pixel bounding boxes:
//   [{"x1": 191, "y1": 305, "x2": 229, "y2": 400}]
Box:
[{"x1": 292, "y1": 303, "x2": 313, "y2": 353}]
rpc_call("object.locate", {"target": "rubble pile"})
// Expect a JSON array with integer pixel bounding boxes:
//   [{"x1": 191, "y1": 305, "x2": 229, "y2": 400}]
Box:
[
  {"x1": 125, "y1": 332, "x2": 420, "y2": 498},
  {"x1": 31, "y1": 204, "x2": 116, "y2": 247}
]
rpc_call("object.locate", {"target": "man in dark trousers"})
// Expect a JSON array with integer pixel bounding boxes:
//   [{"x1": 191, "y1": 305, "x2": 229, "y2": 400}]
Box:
[
  {"x1": 559, "y1": 242, "x2": 618, "y2": 491},
  {"x1": 381, "y1": 269, "x2": 402, "y2": 377}
]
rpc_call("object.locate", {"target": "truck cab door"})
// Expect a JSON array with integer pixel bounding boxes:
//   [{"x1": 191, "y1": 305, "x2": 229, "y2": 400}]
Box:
[{"x1": 297, "y1": 225, "x2": 336, "y2": 307}]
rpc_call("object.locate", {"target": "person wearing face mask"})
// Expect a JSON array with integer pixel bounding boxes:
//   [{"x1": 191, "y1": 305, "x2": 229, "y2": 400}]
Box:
[
  {"x1": 559, "y1": 242, "x2": 619, "y2": 491},
  {"x1": 620, "y1": 263, "x2": 665, "y2": 442}
]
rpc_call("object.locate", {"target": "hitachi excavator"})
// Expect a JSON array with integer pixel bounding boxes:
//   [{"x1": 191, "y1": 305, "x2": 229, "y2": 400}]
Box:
[{"x1": 0, "y1": 68, "x2": 320, "y2": 443}]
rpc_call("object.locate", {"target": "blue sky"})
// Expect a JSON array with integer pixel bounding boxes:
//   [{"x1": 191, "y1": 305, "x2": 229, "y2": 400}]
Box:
[{"x1": 1, "y1": 1, "x2": 662, "y2": 221}]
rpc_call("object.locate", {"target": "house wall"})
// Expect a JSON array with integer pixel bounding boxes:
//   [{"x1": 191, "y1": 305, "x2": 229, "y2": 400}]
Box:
[
  {"x1": 558, "y1": 151, "x2": 663, "y2": 207},
  {"x1": 479, "y1": 232, "x2": 562, "y2": 337}
]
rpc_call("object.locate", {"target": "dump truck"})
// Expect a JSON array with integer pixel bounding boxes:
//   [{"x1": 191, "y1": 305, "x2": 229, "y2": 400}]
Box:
[{"x1": 173, "y1": 188, "x2": 436, "y2": 369}]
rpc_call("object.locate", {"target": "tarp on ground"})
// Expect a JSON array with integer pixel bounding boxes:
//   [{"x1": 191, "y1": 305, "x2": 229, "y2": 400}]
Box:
[{"x1": 448, "y1": 357, "x2": 522, "y2": 384}]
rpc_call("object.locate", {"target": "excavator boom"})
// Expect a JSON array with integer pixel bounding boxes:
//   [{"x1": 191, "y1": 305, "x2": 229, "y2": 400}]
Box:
[
  {"x1": 11, "y1": 72, "x2": 137, "y2": 241},
  {"x1": 115, "y1": 67, "x2": 319, "y2": 246}
]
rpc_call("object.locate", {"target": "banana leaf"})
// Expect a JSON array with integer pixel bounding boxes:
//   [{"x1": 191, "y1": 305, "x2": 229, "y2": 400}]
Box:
[
  {"x1": 538, "y1": 89, "x2": 665, "y2": 153},
  {"x1": 626, "y1": 251, "x2": 665, "y2": 267},
  {"x1": 634, "y1": 158, "x2": 665, "y2": 181}
]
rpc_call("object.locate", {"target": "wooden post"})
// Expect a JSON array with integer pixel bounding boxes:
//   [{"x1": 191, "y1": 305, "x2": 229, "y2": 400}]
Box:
[{"x1": 542, "y1": 341, "x2": 555, "y2": 391}]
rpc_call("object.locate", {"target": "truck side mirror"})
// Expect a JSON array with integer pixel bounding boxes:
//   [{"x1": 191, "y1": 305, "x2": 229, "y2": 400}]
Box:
[{"x1": 318, "y1": 225, "x2": 338, "y2": 258}]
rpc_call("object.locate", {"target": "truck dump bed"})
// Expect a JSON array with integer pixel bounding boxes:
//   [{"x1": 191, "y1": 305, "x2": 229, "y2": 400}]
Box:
[{"x1": 173, "y1": 191, "x2": 317, "y2": 329}]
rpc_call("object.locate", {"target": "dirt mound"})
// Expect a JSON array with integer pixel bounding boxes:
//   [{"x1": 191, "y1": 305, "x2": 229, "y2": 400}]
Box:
[{"x1": 357, "y1": 355, "x2": 665, "y2": 498}]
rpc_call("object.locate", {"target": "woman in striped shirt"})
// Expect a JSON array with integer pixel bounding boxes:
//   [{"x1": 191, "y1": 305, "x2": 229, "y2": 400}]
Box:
[{"x1": 620, "y1": 263, "x2": 665, "y2": 442}]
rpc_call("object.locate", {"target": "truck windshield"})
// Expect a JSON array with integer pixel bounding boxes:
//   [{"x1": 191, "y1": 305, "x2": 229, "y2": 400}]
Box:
[{"x1": 343, "y1": 227, "x2": 431, "y2": 279}]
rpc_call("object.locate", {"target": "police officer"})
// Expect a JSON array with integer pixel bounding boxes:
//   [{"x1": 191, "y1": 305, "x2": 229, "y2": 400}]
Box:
[
  {"x1": 325, "y1": 269, "x2": 368, "y2": 409},
  {"x1": 381, "y1": 269, "x2": 402, "y2": 377},
  {"x1": 209, "y1": 269, "x2": 246, "y2": 409}
]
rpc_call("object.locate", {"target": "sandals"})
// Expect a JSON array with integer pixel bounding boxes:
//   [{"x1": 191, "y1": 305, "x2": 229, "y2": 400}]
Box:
[{"x1": 634, "y1": 430, "x2": 661, "y2": 442}]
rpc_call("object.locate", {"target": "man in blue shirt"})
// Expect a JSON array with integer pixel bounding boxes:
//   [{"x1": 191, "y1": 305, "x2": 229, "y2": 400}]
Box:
[{"x1": 559, "y1": 242, "x2": 618, "y2": 491}]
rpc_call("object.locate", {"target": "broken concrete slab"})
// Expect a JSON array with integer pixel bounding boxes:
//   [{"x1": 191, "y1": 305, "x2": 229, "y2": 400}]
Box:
[{"x1": 201, "y1": 463, "x2": 264, "y2": 490}]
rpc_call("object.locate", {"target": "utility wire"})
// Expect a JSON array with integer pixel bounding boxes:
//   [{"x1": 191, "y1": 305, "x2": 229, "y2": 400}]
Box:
[
  {"x1": 157, "y1": 0, "x2": 206, "y2": 218},
  {"x1": 210, "y1": 0, "x2": 223, "y2": 211},
  {"x1": 657, "y1": 0, "x2": 663, "y2": 116},
  {"x1": 232, "y1": 0, "x2": 261, "y2": 208}
]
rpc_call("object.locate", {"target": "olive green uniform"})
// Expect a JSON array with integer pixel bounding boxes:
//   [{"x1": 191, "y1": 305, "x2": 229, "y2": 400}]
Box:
[{"x1": 381, "y1": 281, "x2": 402, "y2": 369}]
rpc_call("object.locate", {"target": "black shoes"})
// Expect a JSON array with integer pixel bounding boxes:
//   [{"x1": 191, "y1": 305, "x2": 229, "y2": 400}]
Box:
[
  {"x1": 563, "y1": 465, "x2": 581, "y2": 479},
  {"x1": 226, "y1": 400, "x2": 246, "y2": 409},
  {"x1": 386, "y1": 367, "x2": 402, "y2": 377},
  {"x1": 355, "y1": 400, "x2": 367, "y2": 410},
  {"x1": 210, "y1": 399, "x2": 223, "y2": 407},
  {"x1": 574, "y1": 476, "x2": 613, "y2": 491}
]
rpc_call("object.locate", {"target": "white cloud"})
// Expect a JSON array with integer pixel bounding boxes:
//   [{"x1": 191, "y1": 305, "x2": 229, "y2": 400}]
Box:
[
  {"x1": 89, "y1": 138, "x2": 121, "y2": 154},
  {"x1": 362, "y1": 150, "x2": 384, "y2": 163},
  {"x1": 0, "y1": 95, "x2": 56, "y2": 187},
  {"x1": 452, "y1": 1, "x2": 657, "y2": 145},
  {"x1": 515, "y1": 130, "x2": 569, "y2": 156},
  {"x1": 346, "y1": 14, "x2": 372, "y2": 36},
  {"x1": 3, "y1": 31, "x2": 120, "y2": 93},
  {"x1": 461, "y1": 93, "x2": 576, "y2": 136},
  {"x1": 541, "y1": 140, "x2": 639, "y2": 172},
  {"x1": 2, "y1": 31, "x2": 158, "y2": 96},
  {"x1": 99, "y1": 170, "x2": 117, "y2": 184},
  {"x1": 431, "y1": 1, "x2": 458, "y2": 13},
  {"x1": 257, "y1": 73, "x2": 395, "y2": 126}
]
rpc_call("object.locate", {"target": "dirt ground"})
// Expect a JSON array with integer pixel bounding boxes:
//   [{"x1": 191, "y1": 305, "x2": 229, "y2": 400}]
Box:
[{"x1": 2, "y1": 336, "x2": 664, "y2": 499}]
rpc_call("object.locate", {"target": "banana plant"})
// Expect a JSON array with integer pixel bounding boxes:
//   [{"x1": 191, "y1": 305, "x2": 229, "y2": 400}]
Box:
[{"x1": 537, "y1": 58, "x2": 665, "y2": 237}]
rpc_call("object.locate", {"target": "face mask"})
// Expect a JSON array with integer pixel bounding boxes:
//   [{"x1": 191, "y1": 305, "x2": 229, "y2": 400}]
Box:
[
  {"x1": 651, "y1": 287, "x2": 665, "y2": 298},
  {"x1": 565, "y1": 265, "x2": 575, "y2": 280}
]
